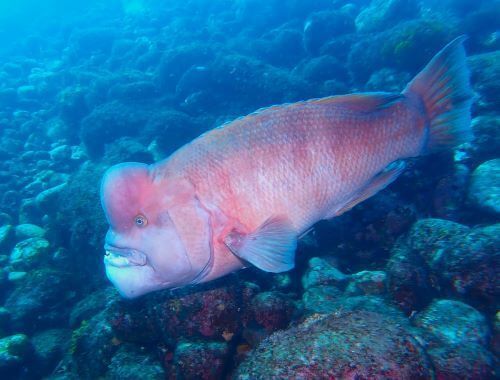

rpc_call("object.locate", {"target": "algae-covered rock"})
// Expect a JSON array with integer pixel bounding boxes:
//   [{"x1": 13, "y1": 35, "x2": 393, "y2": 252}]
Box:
[
  {"x1": 14, "y1": 223, "x2": 46, "y2": 240},
  {"x1": 467, "y1": 116, "x2": 500, "y2": 165},
  {"x1": 80, "y1": 101, "x2": 149, "y2": 157},
  {"x1": 0, "y1": 224, "x2": 14, "y2": 251},
  {"x1": 0, "y1": 308, "x2": 10, "y2": 338},
  {"x1": 355, "y1": 0, "x2": 419, "y2": 33},
  {"x1": 9, "y1": 237, "x2": 50, "y2": 270},
  {"x1": 302, "y1": 285, "x2": 343, "y2": 314},
  {"x1": 345, "y1": 270, "x2": 387, "y2": 296},
  {"x1": 468, "y1": 159, "x2": 500, "y2": 215},
  {"x1": 69, "y1": 287, "x2": 119, "y2": 328},
  {"x1": 349, "y1": 18, "x2": 456, "y2": 82},
  {"x1": 35, "y1": 183, "x2": 68, "y2": 215},
  {"x1": 167, "y1": 340, "x2": 229, "y2": 379},
  {"x1": 31, "y1": 328, "x2": 71, "y2": 376},
  {"x1": 72, "y1": 310, "x2": 118, "y2": 378},
  {"x1": 413, "y1": 299, "x2": 490, "y2": 346},
  {"x1": 440, "y1": 224, "x2": 499, "y2": 308},
  {"x1": 0, "y1": 334, "x2": 31, "y2": 371},
  {"x1": 387, "y1": 219, "x2": 499, "y2": 312},
  {"x1": 427, "y1": 343, "x2": 497, "y2": 380},
  {"x1": 301, "y1": 257, "x2": 349, "y2": 290},
  {"x1": 5, "y1": 269, "x2": 73, "y2": 332},
  {"x1": 106, "y1": 344, "x2": 164, "y2": 380},
  {"x1": 247, "y1": 291, "x2": 297, "y2": 333},
  {"x1": 468, "y1": 50, "x2": 500, "y2": 114},
  {"x1": 303, "y1": 10, "x2": 355, "y2": 54},
  {"x1": 235, "y1": 310, "x2": 432, "y2": 379}
]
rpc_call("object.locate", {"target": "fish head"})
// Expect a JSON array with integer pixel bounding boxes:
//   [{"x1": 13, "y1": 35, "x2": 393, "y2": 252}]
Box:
[{"x1": 100, "y1": 162, "x2": 212, "y2": 298}]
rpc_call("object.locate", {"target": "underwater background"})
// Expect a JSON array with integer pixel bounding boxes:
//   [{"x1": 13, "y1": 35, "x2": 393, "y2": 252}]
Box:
[{"x1": 0, "y1": 0, "x2": 498, "y2": 378}]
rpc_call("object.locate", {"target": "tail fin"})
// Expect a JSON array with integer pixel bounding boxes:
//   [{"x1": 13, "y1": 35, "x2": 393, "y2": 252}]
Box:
[{"x1": 403, "y1": 36, "x2": 473, "y2": 153}]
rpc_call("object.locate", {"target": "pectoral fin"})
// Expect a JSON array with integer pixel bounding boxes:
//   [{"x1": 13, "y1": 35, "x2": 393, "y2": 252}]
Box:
[
  {"x1": 331, "y1": 160, "x2": 406, "y2": 217},
  {"x1": 224, "y1": 216, "x2": 297, "y2": 273}
]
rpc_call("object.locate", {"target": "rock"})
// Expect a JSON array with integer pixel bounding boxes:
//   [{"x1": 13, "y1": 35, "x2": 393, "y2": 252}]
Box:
[
  {"x1": 317, "y1": 295, "x2": 409, "y2": 322},
  {"x1": 251, "y1": 28, "x2": 305, "y2": 67},
  {"x1": 427, "y1": 344, "x2": 497, "y2": 379},
  {"x1": 404, "y1": 219, "x2": 469, "y2": 270},
  {"x1": 235, "y1": 310, "x2": 432, "y2": 379},
  {"x1": 35, "y1": 183, "x2": 68, "y2": 215},
  {"x1": 9, "y1": 237, "x2": 50, "y2": 270},
  {"x1": 144, "y1": 110, "x2": 203, "y2": 156},
  {"x1": 31, "y1": 329, "x2": 71, "y2": 376},
  {"x1": 0, "y1": 224, "x2": 14, "y2": 251},
  {"x1": 364, "y1": 68, "x2": 411, "y2": 92},
  {"x1": 355, "y1": 0, "x2": 419, "y2": 33},
  {"x1": 466, "y1": 116, "x2": 500, "y2": 164},
  {"x1": 49, "y1": 145, "x2": 72, "y2": 162},
  {"x1": 112, "y1": 282, "x2": 243, "y2": 346},
  {"x1": 157, "y1": 44, "x2": 214, "y2": 91},
  {"x1": 468, "y1": 159, "x2": 500, "y2": 215},
  {"x1": 103, "y1": 137, "x2": 153, "y2": 164},
  {"x1": 345, "y1": 270, "x2": 387, "y2": 296},
  {"x1": 17, "y1": 85, "x2": 37, "y2": 100},
  {"x1": 301, "y1": 285, "x2": 343, "y2": 314},
  {"x1": 55, "y1": 162, "x2": 108, "y2": 292},
  {"x1": 167, "y1": 341, "x2": 229, "y2": 379},
  {"x1": 72, "y1": 309, "x2": 118, "y2": 378},
  {"x1": 14, "y1": 223, "x2": 46, "y2": 239},
  {"x1": 247, "y1": 292, "x2": 297, "y2": 333},
  {"x1": 4, "y1": 269, "x2": 73, "y2": 332},
  {"x1": 0, "y1": 308, "x2": 10, "y2": 338},
  {"x1": 303, "y1": 10, "x2": 355, "y2": 55},
  {"x1": 413, "y1": 299, "x2": 490, "y2": 346},
  {"x1": 0, "y1": 213, "x2": 12, "y2": 226},
  {"x1": 7, "y1": 271, "x2": 27, "y2": 282},
  {"x1": 468, "y1": 50, "x2": 500, "y2": 114},
  {"x1": 69, "y1": 287, "x2": 119, "y2": 328},
  {"x1": 208, "y1": 53, "x2": 310, "y2": 110},
  {"x1": 0, "y1": 334, "x2": 31, "y2": 372},
  {"x1": 386, "y1": 219, "x2": 468, "y2": 313},
  {"x1": 19, "y1": 198, "x2": 43, "y2": 225},
  {"x1": 70, "y1": 27, "x2": 118, "y2": 56},
  {"x1": 294, "y1": 55, "x2": 348, "y2": 84},
  {"x1": 108, "y1": 81, "x2": 158, "y2": 102},
  {"x1": 349, "y1": 18, "x2": 456, "y2": 83},
  {"x1": 388, "y1": 219, "x2": 499, "y2": 311},
  {"x1": 301, "y1": 257, "x2": 349, "y2": 290},
  {"x1": 80, "y1": 101, "x2": 149, "y2": 157},
  {"x1": 386, "y1": 240, "x2": 437, "y2": 314},
  {"x1": 439, "y1": 224, "x2": 499, "y2": 308},
  {"x1": 106, "y1": 344, "x2": 164, "y2": 380},
  {"x1": 432, "y1": 164, "x2": 470, "y2": 221}
]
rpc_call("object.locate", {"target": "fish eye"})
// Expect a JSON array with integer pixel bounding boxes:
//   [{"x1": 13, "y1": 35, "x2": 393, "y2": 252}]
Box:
[{"x1": 134, "y1": 214, "x2": 148, "y2": 227}]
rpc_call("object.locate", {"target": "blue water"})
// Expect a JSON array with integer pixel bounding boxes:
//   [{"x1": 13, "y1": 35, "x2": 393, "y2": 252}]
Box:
[{"x1": 0, "y1": 0, "x2": 498, "y2": 379}]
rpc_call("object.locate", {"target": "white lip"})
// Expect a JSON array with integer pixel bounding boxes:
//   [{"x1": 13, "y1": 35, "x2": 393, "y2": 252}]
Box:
[{"x1": 104, "y1": 245, "x2": 147, "y2": 267}]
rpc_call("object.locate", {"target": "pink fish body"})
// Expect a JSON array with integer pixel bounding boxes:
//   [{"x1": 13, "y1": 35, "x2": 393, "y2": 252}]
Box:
[{"x1": 101, "y1": 37, "x2": 472, "y2": 298}]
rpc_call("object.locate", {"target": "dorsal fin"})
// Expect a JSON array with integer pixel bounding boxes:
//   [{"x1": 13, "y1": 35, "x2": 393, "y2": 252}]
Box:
[{"x1": 311, "y1": 92, "x2": 404, "y2": 112}]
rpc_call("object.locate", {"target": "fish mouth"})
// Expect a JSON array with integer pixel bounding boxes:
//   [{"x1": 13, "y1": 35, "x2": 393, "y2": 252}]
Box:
[{"x1": 104, "y1": 245, "x2": 147, "y2": 267}]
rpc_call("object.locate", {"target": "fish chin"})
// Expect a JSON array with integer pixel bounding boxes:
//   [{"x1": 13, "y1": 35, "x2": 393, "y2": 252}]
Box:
[{"x1": 105, "y1": 263, "x2": 165, "y2": 298}]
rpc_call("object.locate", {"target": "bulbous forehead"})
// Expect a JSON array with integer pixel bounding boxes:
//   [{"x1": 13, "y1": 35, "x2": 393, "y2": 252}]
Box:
[{"x1": 100, "y1": 162, "x2": 153, "y2": 229}]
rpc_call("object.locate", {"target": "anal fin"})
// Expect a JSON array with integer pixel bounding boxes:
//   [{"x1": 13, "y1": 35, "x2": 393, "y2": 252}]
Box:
[
  {"x1": 224, "y1": 216, "x2": 297, "y2": 273},
  {"x1": 331, "y1": 160, "x2": 406, "y2": 217}
]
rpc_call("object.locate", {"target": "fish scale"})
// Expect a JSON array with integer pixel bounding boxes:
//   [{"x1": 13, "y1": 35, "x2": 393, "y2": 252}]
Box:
[{"x1": 165, "y1": 97, "x2": 422, "y2": 232}]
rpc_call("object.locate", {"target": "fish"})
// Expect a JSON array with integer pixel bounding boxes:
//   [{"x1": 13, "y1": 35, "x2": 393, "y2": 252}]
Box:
[{"x1": 100, "y1": 36, "x2": 472, "y2": 298}]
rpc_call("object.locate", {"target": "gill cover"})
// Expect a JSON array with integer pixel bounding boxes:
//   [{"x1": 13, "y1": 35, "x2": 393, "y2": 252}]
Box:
[{"x1": 166, "y1": 186, "x2": 214, "y2": 283}]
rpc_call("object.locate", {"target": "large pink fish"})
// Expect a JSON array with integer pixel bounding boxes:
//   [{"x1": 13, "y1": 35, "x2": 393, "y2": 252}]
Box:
[{"x1": 101, "y1": 37, "x2": 472, "y2": 298}]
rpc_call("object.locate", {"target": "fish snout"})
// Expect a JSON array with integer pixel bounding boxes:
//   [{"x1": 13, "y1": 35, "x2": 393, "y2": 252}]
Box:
[{"x1": 104, "y1": 244, "x2": 147, "y2": 267}]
